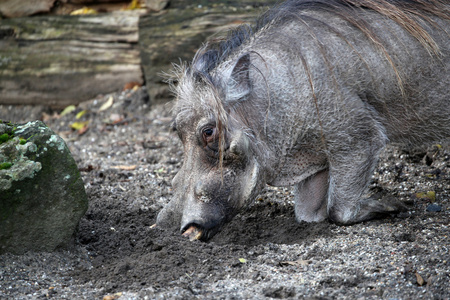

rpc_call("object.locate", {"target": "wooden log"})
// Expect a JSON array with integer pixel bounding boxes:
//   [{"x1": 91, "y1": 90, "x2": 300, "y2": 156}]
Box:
[
  {"x1": 0, "y1": 0, "x2": 56, "y2": 18},
  {"x1": 138, "y1": 1, "x2": 277, "y2": 104},
  {"x1": 0, "y1": 11, "x2": 144, "y2": 108}
]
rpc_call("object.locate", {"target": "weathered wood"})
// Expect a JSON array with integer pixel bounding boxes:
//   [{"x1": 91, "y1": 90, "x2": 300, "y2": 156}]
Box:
[
  {"x1": 0, "y1": 0, "x2": 56, "y2": 18},
  {"x1": 0, "y1": 1, "x2": 277, "y2": 107},
  {"x1": 138, "y1": 1, "x2": 278, "y2": 104},
  {"x1": 0, "y1": 11, "x2": 143, "y2": 108}
]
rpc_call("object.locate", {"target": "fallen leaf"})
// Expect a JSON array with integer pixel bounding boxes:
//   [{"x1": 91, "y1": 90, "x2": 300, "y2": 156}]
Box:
[
  {"x1": 70, "y1": 121, "x2": 89, "y2": 130},
  {"x1": 76, "y1": 110, "x2": 87, "y2": 119},
  {"x1": 279, "y1": 259, "x2": 311, "y2": 267},
  {"x1": 109, "y1": 113, "x2": 123, "y2": 124},
  {"x1": 111, "y1": 165, "x2": 137, "y2": 171},
  {"x1": 155, "y1": 167, "x2": 165, "y2": 173},
  {"x1": 112, "y1": 117, "x2": 125, "y2": 125},
  {"x1": 60, "y1": 105, "x2": 76, "y2": 117},
  {"x1": 415, "y1": 271, "x2": 426, "y2": 286},
  {"x1": 103, "y1": 292, "x2": 123, "y2": 300},
  {"x1": 78, "y1": 125, "x2": 89, "y2": 135},
  {"x1": 99, "y1": 96, "x2": 114, "y2": 111},
  {"x1": 123, "y1": 0, "x2": 141, "y2": 10},
  {"x1": 239, "y1": 258, "x2": 247, "y2": 263},
  {"x1": 71, "y1": 7, "x2": 97, "y2": 15},
  {"x1": 415, "y1": 191, "x2": 436, "y2": 202},
  {"x1": 123, "y1": 81, "x2": 141, "y2": 91}
]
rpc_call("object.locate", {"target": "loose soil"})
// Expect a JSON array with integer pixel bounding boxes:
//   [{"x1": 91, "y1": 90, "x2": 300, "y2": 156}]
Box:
[{"x1": 0, "y1": 88, "x2": 449, "y2": 299}]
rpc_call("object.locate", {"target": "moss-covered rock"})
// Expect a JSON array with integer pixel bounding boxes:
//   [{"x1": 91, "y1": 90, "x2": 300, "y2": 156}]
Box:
[{"x1": 0, "y1": 120, "x2": 88, "y2": 254}]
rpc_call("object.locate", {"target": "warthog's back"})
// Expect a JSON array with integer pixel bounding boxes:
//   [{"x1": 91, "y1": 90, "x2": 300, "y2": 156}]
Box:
[{"x1": 239, "y1": 1, "x2": 450, "y2": 147}]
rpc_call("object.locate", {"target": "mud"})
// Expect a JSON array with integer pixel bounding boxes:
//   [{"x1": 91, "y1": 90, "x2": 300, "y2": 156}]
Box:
[{"x1": 0, "y1": 88, "x2": 449, "y2": 299}]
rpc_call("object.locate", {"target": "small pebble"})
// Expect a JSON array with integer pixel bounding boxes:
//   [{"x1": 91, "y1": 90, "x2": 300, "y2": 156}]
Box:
[{"x1": 426, "y1": 204, "x2": 442, "y2": 212}]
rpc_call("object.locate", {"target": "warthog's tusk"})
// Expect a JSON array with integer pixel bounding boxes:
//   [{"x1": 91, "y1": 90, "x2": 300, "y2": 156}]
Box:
[{"x1": 182, "y1": 226, "x2": 203, "y2": 241}]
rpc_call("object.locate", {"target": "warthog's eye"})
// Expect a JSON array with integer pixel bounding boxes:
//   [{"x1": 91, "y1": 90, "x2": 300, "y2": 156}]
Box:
[
  {"x1": 203, "y1": 128, "x2": 213, "y2": 137},
  {"x1": 202, "y1": 127, "x2": 216, "y2": 143},
  {"x1": 201, "y1": 126, "x2": 219, "y2": 153}
]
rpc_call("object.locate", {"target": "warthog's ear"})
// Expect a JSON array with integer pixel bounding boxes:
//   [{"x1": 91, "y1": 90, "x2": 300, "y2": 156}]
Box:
[{"x1": 226, "y1": 53, "x2": 251, "y2": 102}]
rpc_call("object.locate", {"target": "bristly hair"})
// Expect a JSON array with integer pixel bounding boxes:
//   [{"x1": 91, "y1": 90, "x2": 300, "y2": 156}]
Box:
[
  {"x1": 190, "y1": 0, "x2": 449, "y2": 79},
  {"x1": 173, "y1": 0, "x2": 449, "y2": 168}
]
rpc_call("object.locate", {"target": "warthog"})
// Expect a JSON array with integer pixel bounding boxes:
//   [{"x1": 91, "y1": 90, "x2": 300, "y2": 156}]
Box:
[{"x1": 156, "y1": 0, "x2": 450, "y2": 240}]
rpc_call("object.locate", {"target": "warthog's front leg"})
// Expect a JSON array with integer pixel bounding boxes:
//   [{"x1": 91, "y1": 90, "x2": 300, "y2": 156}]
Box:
[{"x1": 294, "y1": 170, "x2": 329, "y2": 222}]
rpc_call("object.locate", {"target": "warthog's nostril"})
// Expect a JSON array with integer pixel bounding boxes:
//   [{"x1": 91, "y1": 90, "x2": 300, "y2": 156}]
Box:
[{"x1": 181, "y1": 224, "x2": 203, "y2": 241}]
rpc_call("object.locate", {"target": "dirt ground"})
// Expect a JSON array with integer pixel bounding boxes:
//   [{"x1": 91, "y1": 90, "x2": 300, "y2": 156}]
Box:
[{"x1": 0, "y1": 87, "x2": 449, "y2": 299}]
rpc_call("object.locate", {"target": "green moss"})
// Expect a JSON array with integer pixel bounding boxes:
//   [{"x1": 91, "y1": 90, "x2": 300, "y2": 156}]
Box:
[
  {"x1": 0, "y1": 133, "x2": 10, "y2": 144},
  {"x1": 0, "y1": 162, "x2": 12, "y2": 170}
]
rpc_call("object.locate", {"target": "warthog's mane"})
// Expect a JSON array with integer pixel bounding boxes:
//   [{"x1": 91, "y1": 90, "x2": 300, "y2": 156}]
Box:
[
  {"x1": 185, "y1": 0, "x2": 449, "y2": 82},
  {"x1": 172, "y1": 0, "x2": 449, "y2": 166}
]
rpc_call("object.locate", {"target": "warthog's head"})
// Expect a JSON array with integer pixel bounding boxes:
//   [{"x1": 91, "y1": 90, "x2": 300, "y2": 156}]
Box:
[{"x1": 156, "y1": 52, "x2": 267, "y2": 240}]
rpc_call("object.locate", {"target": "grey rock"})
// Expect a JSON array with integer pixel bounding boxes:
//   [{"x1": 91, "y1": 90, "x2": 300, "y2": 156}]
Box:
[
  {"x1": 426, "y1": 204, "x2": 442, "y2": 212},
  {"x1": 0, "y1": 121, "x2": 88, "y2": 254}
]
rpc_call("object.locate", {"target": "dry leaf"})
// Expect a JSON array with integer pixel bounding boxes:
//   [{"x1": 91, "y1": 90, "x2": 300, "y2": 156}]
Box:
[
  {"x1": 60, "y1": 105, "x2": 76, "y2": 117},
  {"x1": 78, "y1": 125, "x2": 89, "y2": 135},
  {"x1": 103, "y1": 292, "x2": 123, "y2": 300},
  {"x1": 123, "y1": 0, "x2": 141, "y2": 10},
  {"x1": 108, "y1": 113, "x2": 123, "y2": 124},
  {"x1": 76, "y1": 110, "x2": 87, "y2": 119},
  {"x1": 111, "y1": 165, "x2": 137, "y2": 171},
  {"x1": 99, "y1": 96, "x2": 114, "y2": 112},
  {"x1": 70, "y1": 121, "x2": 89, "y2": 130},
  {"x1": 415, "y1": 191, "x2": 436, "y2": 202},
  {"x1": 123, "y1": 81, "x2": 141, "y2": 91},
  {"x1": 155, "y1": 167, "x2": 165, "y2": 173},
  {"x1": 71, "y1": 7, "x2": 97, "y2": 15},
  {"x1": 415, "y1": 271, "x2": 426, "y2": 286},
  {"x1": 279, "y1": 259, "x2": 311, "y2": 267}
]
